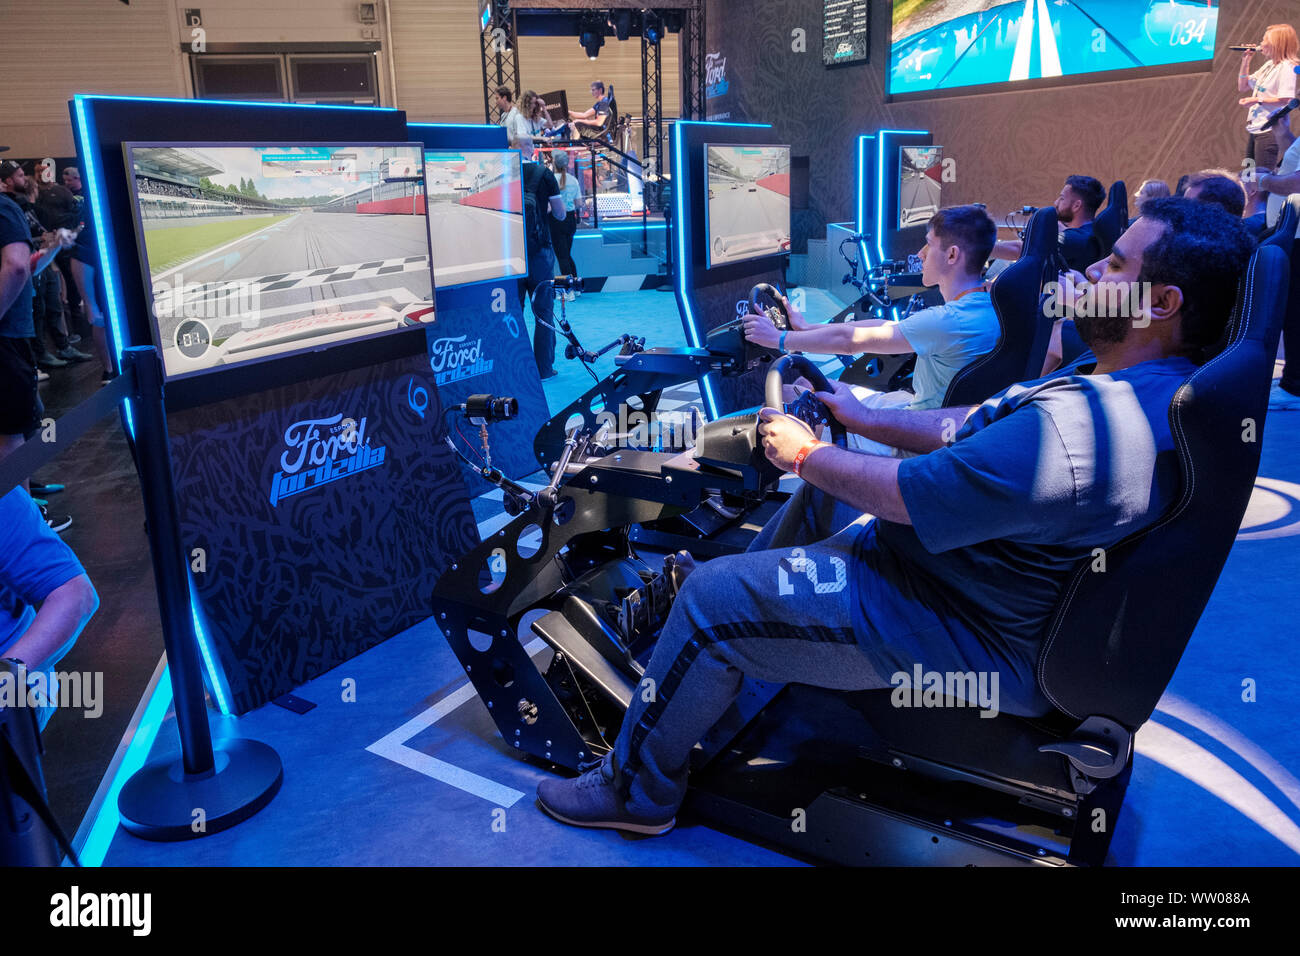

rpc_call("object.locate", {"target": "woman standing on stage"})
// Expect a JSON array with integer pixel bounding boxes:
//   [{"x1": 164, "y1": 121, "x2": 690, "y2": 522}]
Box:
[{"x1": 1240, "y1": 24, "x2": 1300, "y2": 175}]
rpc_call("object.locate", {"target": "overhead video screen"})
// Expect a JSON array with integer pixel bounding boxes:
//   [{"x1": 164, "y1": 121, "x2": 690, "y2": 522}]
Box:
[
  {"x1": 424, "y1": 149, "x2": 528, "y2": 287},
  {"x1": 889, "y1": 0, "x2": 1220, "y2": 97},
  {"x1": 125, "y1": 143, "x2": 435, "y2": 379},
  {"x1": 705, "y1": 144, "x2": 792, "y2": 269},
  {"x1": 899, "y1": 146, "x2": 943, "y2": 229}
]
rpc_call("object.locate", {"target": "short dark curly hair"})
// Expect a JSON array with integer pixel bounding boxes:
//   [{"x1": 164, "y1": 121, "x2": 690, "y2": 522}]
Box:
[
  {"x1": 1136, "y1": 197, "x2": 1256, "y2": 360},
  {"x1": 928, "y1": 204, "x2": 997, "y2": 276},
  {"x1": 1065, "y1": 175, "x2": 1106, "y2": 215},
  {"x1": 1184, "y1": 169, "x2": 1248, "y2": 218}
]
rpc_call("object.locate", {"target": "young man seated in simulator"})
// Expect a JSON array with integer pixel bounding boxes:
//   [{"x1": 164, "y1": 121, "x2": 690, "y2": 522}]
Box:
[
  {"x1": 993, "y1": 174, "x2": 1106, "y2": 273},
  {"x1": 741, "y1": 205, "x2": 1000, "y2": 455},
  {"x1": 567, "y1": 81, "x2": 611, "y2": 138},
  {"x1": 535, "y1": 198, "x2": 1255, "y2": 835}
]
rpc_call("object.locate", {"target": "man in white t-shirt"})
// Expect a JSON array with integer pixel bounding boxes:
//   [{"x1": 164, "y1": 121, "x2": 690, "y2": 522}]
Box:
[
  {"x1": 1259, "y1": 110, "x2": 1300, "y2": 228},
  {"x1": 495, "y1": 88, "x2": 527, "y2": 146}
]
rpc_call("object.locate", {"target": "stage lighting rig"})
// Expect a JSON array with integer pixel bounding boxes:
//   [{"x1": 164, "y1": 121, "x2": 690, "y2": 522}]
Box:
[
  {"x1": 579, "y1": 14, "x2": 605, "y2": 59},
  {"x1": 642, "y1": 11, "x2": 664, "y2": 44}
]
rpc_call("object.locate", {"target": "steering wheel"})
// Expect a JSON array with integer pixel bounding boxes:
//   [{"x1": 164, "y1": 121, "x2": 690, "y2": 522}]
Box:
[
  {"x1": 749, "y1": 283, "x2": 790, "y2": 330},
  {"x1": 764, "y1": 354, "x2": 847, "y2": 449}
]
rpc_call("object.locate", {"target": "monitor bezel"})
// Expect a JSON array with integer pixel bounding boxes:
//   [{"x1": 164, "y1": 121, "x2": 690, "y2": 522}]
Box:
[
  {"x1": 122, "y1": 139, "x2": 436, "y2": 382},
  {"x1": 702, "y1": 141, "x2": 793, "y2": 271}
]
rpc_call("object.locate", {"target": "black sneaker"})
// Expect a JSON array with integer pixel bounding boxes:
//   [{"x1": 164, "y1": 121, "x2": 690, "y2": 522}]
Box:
[
  {"x1": 41, "y1": 506, "x2": 72, "y2": 534},
  {"x1": 100, "y1": 369, "x2": 119, "y2": 386},
  {"x1": 36, "y1": 352, "x2": 68, "y2": 369}
]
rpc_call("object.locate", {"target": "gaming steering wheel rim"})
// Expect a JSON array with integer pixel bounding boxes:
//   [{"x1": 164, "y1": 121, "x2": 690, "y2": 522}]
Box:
[
  {"x1": 749, "y1": 283, "x2": 790, "y2": 329},
  {"x1": 764, "y1": 354, "x2": 848, "y2": 449}
]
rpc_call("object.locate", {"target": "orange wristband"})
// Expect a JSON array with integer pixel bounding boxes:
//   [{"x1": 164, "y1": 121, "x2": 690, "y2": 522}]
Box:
[{"x1": 792, "y1": 439, "x2": 828, "y2": 478}]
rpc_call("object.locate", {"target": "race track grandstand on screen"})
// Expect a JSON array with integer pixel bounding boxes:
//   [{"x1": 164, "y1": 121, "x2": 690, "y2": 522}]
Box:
[
  {"x1": 129, "y1": 145, "x2": 434, "y2": 374},
  {"x1": 889, "y1": 0, "x2": 1218, "y2": 95},
  {"x1": 706, "y1": 146, "x2": 792, "y2": 268}
]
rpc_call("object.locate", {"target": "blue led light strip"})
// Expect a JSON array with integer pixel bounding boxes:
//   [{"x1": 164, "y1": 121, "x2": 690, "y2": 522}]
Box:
[
  {"x1": 856, "y1": 134, "x2": 875, "y2": 272},
  {"x1": 876, "y1": 129, "x2": 928, "y2": 267},
  {"x1": 672, "y1": 120, "x2": 770, "y2": 421}
]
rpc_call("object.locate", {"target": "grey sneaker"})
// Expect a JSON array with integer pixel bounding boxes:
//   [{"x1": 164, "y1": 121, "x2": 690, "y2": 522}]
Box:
[
  {"x1": 536, "y1": 754, "x2": 675, "y2": 835},
  {"x1": 56, "y1": 346, "x2": 92, "y2": 362}
]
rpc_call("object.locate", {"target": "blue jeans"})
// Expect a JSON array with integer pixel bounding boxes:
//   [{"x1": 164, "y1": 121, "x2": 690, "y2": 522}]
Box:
[
  {"x1": 613, "y1": 481, "x2": 891, "y2": 819},
  {"x1": 523, "y1": 244, "x2": 558, "y2": 375}
]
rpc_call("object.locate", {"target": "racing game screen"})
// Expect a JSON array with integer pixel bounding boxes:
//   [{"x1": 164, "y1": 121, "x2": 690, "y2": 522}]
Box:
[
  {"x1": 125, "y1": 143, "x2": 435, "y2": 379},
  {"x1": 889, "y1": 0, "x2": 1219, "y2": 96},
  {"x1": 423, "y1": 149, "x2": 528, "y2": 287},
  {"x1": 900, "y1": 146, "x2": 943, "y2": 229},
  {"x1": 705, "y1": 144, "x2": 792, "y2": 269}
]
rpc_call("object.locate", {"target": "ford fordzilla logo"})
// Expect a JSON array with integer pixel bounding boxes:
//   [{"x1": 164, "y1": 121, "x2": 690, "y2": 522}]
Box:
[
  {"x1": 268, "y1": 413, "x2": 388, "y2": 507},
  {"x1": 705, "y1": 52, "x2": 729, "y2": 98},
  {"x1": 430, "y1": 335, "x2": 493, "y2": 386}
]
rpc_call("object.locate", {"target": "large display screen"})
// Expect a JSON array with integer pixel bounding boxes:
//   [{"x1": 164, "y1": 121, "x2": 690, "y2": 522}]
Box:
[
  {"x1": 889, "y1": 0, "x2": 1219, "y2": 97},
  {"x1": 125, "y1": 143, "x2": 436, "y2": 379},
  {"x1": 899, "y1": 145, "x2": 943, "y2": 229},
  {"x1": 704, "y1": 144, "x2": 792, "y2": 269},
  {"x1": 423, "y1": 149, "x2": 528, "y2": 287}
]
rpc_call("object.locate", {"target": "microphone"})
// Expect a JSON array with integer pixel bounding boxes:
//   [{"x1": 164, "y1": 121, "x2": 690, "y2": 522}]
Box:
[
  {"x1": 1230, "y1": 44, "x2": 1261, "y2": 53},
  {"x1": 1262, "y1": 97, "x2": 1300, "y2": 131}
]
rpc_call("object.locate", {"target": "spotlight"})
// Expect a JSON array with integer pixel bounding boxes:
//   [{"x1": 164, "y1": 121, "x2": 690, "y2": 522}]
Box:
[
  {"x1": 612, "y1": 9, "x2": 633, "y2": 41},
  {"x1": 579, "y1": 15, "x2": 605, "y2": 59},
  {"x1": 642, "y1": 11, "x2": 663, "y2": 44}
]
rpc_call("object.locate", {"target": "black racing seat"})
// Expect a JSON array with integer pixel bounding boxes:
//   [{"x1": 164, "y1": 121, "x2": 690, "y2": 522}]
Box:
[
  {"x1": 1260, "y1": 193, "x2": 1299, "y2": 258},
  {"x1": 943, "y1": 206, "x2": 1059, "y2": 406},
  {"x1": 1089, "y1": 180, "x2": 1128, "y2": 263},
  {"x1": 841, "y1": 243, "x2": 1288, "y2": 864}
]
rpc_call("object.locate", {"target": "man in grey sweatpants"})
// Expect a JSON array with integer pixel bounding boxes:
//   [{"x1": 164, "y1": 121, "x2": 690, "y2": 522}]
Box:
[{"x1": 535, "y1": 198, "x2": 1245, "y2": 835}]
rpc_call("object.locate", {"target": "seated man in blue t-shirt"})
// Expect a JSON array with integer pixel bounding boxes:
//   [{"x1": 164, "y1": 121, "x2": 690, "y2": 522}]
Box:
[
  {"x1": 0, "y1": 487, "x2": 98, "y2": 729},
  {"x1": 535, "y1": 198, "x2": 1255, "y2": 835},
  {"x1": 743, "y1": 205, "x2": 1001, "y2": 454}
]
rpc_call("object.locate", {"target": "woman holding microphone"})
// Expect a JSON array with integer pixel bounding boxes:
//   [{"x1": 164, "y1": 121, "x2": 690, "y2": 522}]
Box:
[{"x1": 1240, "y1": 25, "x2": 1300, "y2": 175}]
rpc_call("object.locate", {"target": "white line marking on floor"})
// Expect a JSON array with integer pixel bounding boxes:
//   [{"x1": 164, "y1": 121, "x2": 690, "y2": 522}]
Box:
[{"x1": 365, "y1": 637, "x2": 549, "y2": 807}]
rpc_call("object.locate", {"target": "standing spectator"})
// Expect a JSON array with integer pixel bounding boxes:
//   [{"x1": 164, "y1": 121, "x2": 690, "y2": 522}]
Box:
[
  {"x1": 496, "y1": 88, "x2": 527, "y2": 147},
  {"x1": 16, "y1": 178, "x2": 90, "y2": 369},
  {"x1": 55, "y1": 166, "x2": 87, "y2": 340},
  {"x1": 69, "y1": 212, "x2": 115, "y2": 385},
  {"x1": 519, "y1": 137, "x2": 566, "y2": 379},
  {"x1": 1260, "y1": 108, "x2": 1300, "y2": 230},
  {"x1": 550, "y1": 149, "x2": 582, "y2": 289},
  {"x1": 0, "y1": 160, "x2": 74, "y2": 531}
]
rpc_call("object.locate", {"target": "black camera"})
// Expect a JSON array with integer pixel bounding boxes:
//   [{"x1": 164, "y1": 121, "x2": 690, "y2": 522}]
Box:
[
  {"x1": 553, "y1": 274, "x2": 584, "y2": 292},
  {"x1": 464, "y1": 394, "x2": 518, "y2": 425}
]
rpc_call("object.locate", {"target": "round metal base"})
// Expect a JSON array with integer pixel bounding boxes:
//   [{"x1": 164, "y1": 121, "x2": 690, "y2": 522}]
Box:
[{"x1": 117, "y1": 738, "x2": 283, "y2": 842}]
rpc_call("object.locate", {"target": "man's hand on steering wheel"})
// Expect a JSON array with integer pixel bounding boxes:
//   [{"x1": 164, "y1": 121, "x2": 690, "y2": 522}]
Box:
[
  {"x1": 743, "y1": 312, "x2": 781, "y2": 349},
  {"x1": 813, "y1": 379, "x2": 873, "y2": 436},
  {"x1": 757, "y1": 407, "x2": 818, "y2": 473}
]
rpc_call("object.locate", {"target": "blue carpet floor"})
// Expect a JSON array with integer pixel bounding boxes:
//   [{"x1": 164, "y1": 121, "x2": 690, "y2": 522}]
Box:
[{"x1": 95, "y1": 289, "x2": 1300, "y2": 866}]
